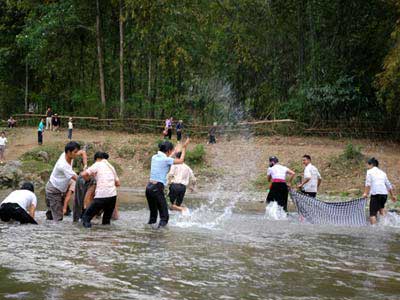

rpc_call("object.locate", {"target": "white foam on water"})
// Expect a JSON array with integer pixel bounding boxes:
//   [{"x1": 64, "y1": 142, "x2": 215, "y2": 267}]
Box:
[
  {"x1": 264, "y1": 201, "x2": 288, "y2": 221},
  {"x1": 170, "y1": 192, "x2": 239, "y2": 230},
  {"x1": 378, "y1": 211, "x2": 400, "y2": 228}
]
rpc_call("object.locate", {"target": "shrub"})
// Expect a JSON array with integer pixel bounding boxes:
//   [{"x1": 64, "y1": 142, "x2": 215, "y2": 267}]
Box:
[
  {"x1": 341, "y1": 143, "x2": 364, "y2": 161},
  {"x1": 185, "y1": 144, "x2": 205, "y2": 165}
]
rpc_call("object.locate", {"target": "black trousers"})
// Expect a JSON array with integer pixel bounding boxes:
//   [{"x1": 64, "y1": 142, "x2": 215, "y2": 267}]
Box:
[
  {"x1": 209, "y1": 135, "x2": 216, "y2": 144},
  {"x1": 82, "y1": 196, "x2": 117, "y2": 226},
  {"x1": 68, "y1": 129, "x2": 72, "y2": 140},
  {"x1": 0, "y1": 203, "x2": 37, "y2": 224},
  {"x1": 177, "y1": 131, "x2": 182, "y2": 141},
  {"x1": 167, "y1": 128, "x2": 172, "y2": 139},
  {"x1": 38, "y1": 131, "x2": 43, "y2": 145},
  {"x1": 303, "y1": 191, "x2": 317, "y2": 198},
  {"x1": 169, "y1": 183, "x2": 186, "y2": 206},
  {"x1": 146, "y1": 182, "x2": 169, "y2": 226},
  {"x1": 370, "y1": 194, "x2": 387, "y2": 217},
  {"x1": 266, "y1": 182, "x2": 289, "y2": 212}
]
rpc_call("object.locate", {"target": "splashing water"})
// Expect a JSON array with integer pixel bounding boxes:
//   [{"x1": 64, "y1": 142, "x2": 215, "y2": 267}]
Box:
[
  {"x1": 170, "y1": 191, "x2": 240, "y2": 230},
  {"x1": 378, "y1": 211, "x2": 400, "y2": 227},
  {"x1": 264, "y1": 201, "x2": 288, "y2": 220}
]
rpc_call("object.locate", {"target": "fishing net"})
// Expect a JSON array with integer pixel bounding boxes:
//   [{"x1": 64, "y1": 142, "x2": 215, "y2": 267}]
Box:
[{"x1": 289, "y1": 190, "x2": 368, "y2": 226}]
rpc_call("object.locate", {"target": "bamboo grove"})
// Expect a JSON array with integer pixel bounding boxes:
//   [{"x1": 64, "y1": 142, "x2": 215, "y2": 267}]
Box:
[{"x1": 1, "y1": 0, "x2": 400, "y2": 128}]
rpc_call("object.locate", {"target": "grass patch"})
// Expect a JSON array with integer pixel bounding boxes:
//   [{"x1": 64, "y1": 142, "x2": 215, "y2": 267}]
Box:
[
  {"x1": 252, "y1": 174, "x2": 270, "y2": 191},
  {"x1": 117, "y1": 145, "x2": 136, "y2": 159},
  {"x1": 20, "y1": 144, "x2": 64, "y2": 165}
]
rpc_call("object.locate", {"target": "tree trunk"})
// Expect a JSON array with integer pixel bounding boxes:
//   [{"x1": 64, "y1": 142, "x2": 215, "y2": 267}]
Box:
[
  {"x1": 24, "y1": 60, "x2": 28, "y2": 112},
  {"x1": 119, "y1": 0, "x2": 125, "y2": 118},
  {"x1": 148, "y1": 54, "x2": 155, "y2": 118},
  {"x1": 96, "y1": 0, "x2": 106, "y2": 111}
]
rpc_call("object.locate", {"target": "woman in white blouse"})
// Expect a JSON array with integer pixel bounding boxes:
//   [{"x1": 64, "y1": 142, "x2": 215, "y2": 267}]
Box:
[{"x1": 266, "y1": 156, "x2": 295, "y2": 212}]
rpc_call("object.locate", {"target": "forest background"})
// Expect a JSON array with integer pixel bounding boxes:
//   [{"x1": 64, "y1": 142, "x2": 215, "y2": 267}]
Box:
[{"x1": 1, "y1": 0, "x2": 400, "y2": 129}]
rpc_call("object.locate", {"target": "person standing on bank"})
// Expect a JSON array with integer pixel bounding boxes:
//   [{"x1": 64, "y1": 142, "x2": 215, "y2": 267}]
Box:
[
  {"x1": 68, "y1": 118, "x2": 73, "y2": 140},
  {"x1": 146, "y1": 138, "x2": 190, "y2": 228},
  {"x1": 0, "y1": 182, "x2": 37, "y2": 224},
  {"x1": 38, "y1": 118, "x2": 44, "y2": 145},
  {"x1": 266, "y1": 156, "x2": 296, "y2": 212},
  {"x1": 52, "y1": 114, "x2": 60, "y2": 132},
  {"x1": 176, "y1": 120, "x2": 183, "y2": 143},
  {"x1": 81, "y1": 152, "x2": 120, "y2": 228},
  {"x1": 208, "y1": 122, "x2": 217, "y2": 144},
  {"x1": 167, "y1": 151, "x2": 196, "y2": 212},
  {"x1": 46, "y1": 107, "x2": 53, "y2": 130},
  {"x1": 297, "y1": 155, "x2": 322, "y2": 198},
  {"x1": 45, "y1": 141, "x2": 87, "y2": 221},
  {"x1": 362, "y1": 157, "x2": 396, "y2": 225},
  {"x1": 165, "y1": 117, "x2": 173, "y2": 140},
  {"x1": 0, "y1": 131, "x2": 8, "y2": 164}
]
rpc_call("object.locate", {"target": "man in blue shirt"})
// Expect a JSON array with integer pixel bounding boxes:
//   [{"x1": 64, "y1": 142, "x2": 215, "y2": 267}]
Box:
[{"x1": 146, "y1": 138, "x2": 190, "y2": 228}]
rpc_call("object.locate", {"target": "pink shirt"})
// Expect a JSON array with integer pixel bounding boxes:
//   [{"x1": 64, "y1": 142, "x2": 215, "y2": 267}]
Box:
[{"x1": 86, "y1": 160, "x2": 119, "y2": 198}]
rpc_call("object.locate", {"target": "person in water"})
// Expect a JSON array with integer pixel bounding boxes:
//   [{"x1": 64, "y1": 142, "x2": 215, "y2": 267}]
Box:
[
  {"x1": 81, "y1": 152, "x2": 120, "y2": 228},
  {"x1": 167, "y1": 151, "x2": 196, "y2": 212},
  {"x1": 362, "y1": 157, "x2": 396, "y2": 225},
  {"x1": 0, "y1": 182, "x2": 37, "y2": 224},
  {"x1": 45, "y1": 141, "x2": 87, "y2": 221},
  {"x1": 298, "y1": 154, "x2": 322, "y2": 198},
  {"x1": 146, "y1": 138, "x2": 190, "y2": 228},
  {"x1": 266, "y1": 156, "x2": 295, "y2": 212}
]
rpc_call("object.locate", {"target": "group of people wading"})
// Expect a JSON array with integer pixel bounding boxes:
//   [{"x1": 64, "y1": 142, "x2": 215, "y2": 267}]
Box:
[
  {"x1": 0, "y1": 137, "x2": 397, "y2": 227},
  {"x1": 0, "y1": 138, "x2": 196, "y2": 228},
  {"x1": 265, "y1": 155, "x2": 396, "y2": 224}
]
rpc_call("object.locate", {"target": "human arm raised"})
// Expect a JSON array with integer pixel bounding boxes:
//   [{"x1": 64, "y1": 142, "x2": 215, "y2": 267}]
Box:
[{"x1": 173, "y1": 138, "x2": 190, "y2": 164}]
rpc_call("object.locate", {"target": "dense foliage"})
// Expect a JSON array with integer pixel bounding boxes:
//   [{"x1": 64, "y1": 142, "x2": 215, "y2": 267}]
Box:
[{"x1": 0, "y1": 0, "x2": 399, "y2": 127}]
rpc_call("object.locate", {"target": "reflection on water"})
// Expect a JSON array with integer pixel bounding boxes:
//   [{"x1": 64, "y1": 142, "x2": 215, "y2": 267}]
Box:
[{"x1": 0, "y1": 192, "x2": 399, "y2": 300}]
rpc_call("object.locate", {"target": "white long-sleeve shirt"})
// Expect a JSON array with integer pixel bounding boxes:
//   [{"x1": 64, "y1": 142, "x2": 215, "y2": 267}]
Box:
[
  {"x1": 365, "y1": 167, "x2": 393, "y2": 195},
  {"x1": 168, "y1": 163, "x2": 196, "y2": 187}
]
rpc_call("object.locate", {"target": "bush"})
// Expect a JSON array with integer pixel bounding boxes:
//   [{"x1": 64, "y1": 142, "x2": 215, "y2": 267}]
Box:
[
  {"x1": 341, "y1": 143, "x2": 364, "y2": 161},
  {"x1": 185, "y1": 144, "x2": 205, "y2": 165}
]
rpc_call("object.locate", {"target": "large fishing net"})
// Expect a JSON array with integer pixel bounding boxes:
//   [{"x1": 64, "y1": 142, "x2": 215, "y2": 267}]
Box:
[{"x1": 289, "y1": 190, "x2": 368, "y2": 226}]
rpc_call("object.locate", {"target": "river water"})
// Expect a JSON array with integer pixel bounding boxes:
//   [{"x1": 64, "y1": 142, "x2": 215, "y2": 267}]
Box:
[{"x1": 0, "y1": 191, "x2": 399, "y2": 300}]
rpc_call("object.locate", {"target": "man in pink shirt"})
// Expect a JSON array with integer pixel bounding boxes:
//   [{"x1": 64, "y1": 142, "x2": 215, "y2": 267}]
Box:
[{"x1": 81, "y1": 152, "x2": 120, "y2": 228}]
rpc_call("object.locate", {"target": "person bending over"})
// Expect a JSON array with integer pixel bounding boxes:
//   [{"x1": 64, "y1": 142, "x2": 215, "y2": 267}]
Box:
[
  {"x1": 0, "y1": 182, "x2": 37, "y2": 224},
  {"x1": 266, "y1": 156, "x2": 295, "y2": 212},
  {"x1": 146, "y1": 138, "x2": 190, "y2": 228},
  {"x1": 81, "y1": 152, "x2": 120, "y2": 228},
  {"x1": 362, "y1": 157, "x2": 396, "y2": 225},
  {"x1": 167, "y1": 151, "x2": 196, "y2": 212},
  {"x1": 45, "y1": 141, "x2": 87, "y2": 221}
]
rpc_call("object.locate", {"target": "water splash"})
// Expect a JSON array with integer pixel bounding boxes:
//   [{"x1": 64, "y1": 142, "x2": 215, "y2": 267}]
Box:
[
  {"x1": 264, "y1": 201, "x2": 288, "y2": 221},
  {"x1": 378, "y1": 211, "x2": 400, "y2": 227},
  {"x1": 170, "y1": 192, "x2": 240, "y2": 230}
]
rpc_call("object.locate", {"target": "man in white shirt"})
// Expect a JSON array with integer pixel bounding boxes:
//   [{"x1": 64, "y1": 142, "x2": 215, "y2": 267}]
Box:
[
  {"x1": 0, "y1": 182, "x2": 37, "y2": 224},
  {"x1": 167, "y1": 152, "x2": 196, "y2": 212},
  {"x1": 45, "y1": 141, "x2": 87, "y2": 221},
  {"x1": 298, "y1": 155, "x2": 322, "y2": 198},
  {"x1": 362, "y1": 157, "x2": 396, "y2": 224}
]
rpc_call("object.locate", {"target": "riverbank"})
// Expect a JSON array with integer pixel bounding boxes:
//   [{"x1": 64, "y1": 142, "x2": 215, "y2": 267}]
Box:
[{"x1": 1, "y1": 127, "x2": 399, "y2": 202}]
